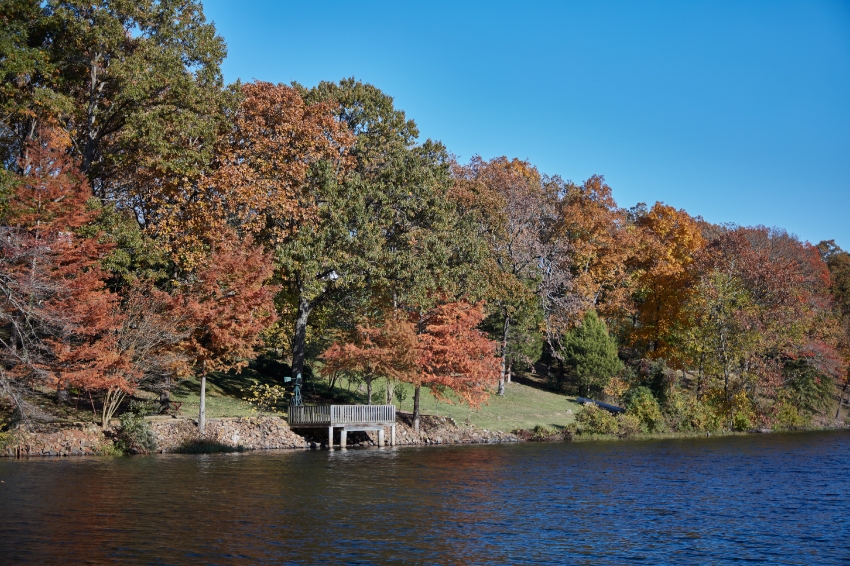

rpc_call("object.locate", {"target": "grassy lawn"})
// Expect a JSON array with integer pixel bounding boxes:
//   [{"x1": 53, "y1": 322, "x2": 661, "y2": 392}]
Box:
[
  {"x1": 393, "y1": 381, "x2": 582, "y2": 432},
  {"x1": 168, "y1": 370, "x2": 284, "y2": 419},
  {"x1": 319, "y1": 374, "x2": 582, "y2": 433},
  {"x1": 172, "y1": 367, "x2": 583, "y2": 432}
]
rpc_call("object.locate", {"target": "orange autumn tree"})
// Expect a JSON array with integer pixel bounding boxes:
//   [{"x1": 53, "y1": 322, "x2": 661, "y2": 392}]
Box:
[
  {"x1": 146, "y1": 80, "x2": 353, "y2": 268},
  {"x1": 321, "y1": 301, "x2": 499, "y2": 432},
  {"x1": 629, "y1": 202, "x2": 706, "y2": 360},
  {"x1": 554, "y1": 174, "x2": 636, "y2": 318},
  {"x1": 417, "y1": 301, "x2": 501, "y2": 410},
  {"x1": 698, "y1": 227, "x2": 840, "y2": 410},
  {"x1": 453, "y1": 157, "x2": 572, "y2": 395},
  {"x1": 172, "y1": 234, "x2": 278, "y2": 434},
  {"x1": 321, "y1": 313, "x2": 419, "y2": 405}
]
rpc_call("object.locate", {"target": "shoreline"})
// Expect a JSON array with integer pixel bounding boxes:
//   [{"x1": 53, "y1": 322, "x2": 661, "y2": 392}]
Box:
[{"x1": 2, "y1": 414, "x2": 847, "y2": 458}]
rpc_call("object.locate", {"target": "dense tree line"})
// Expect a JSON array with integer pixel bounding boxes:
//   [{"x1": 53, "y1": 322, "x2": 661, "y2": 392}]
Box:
[{"x1": 2, "y1": 0, "x2": 847, "y2": 433}]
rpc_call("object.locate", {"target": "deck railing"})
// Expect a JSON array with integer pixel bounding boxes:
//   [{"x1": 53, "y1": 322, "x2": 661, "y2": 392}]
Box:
[
  {"x1": 288, "y1": 404, "x2": 395, "y2": 426},
  {"x1": 288, "y1": 404, "x2": 331, "y2": 425}
]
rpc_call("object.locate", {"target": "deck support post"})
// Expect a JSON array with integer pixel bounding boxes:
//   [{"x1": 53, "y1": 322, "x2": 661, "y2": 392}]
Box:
[
  {"x1": 378, "y1": 428, "x2": 385, "y2": 447},
  {"x1": 328, "y1": 426, "x2": 333, "y2": 449},
  {"x1": 391, "y1": 425, "x2": 396, "y2": 446},
  {"x1": 340, "y1": 428, "x2": 347, "y2": 449}
]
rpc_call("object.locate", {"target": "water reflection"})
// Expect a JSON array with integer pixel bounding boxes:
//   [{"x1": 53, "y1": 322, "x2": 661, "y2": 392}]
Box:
[{"x1": 1, "y1": 431, "x2": 849, "y2": 564}]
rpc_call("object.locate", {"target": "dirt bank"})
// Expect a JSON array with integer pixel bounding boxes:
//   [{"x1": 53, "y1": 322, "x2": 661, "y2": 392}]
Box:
[{"x1": 1, "y1": 412, "x2": 520, "y2": 457}]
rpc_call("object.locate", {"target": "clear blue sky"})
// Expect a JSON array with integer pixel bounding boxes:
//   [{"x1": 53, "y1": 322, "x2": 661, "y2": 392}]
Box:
[{"x1": 202, "y1": 0, "x2": 850, "y2": 248}]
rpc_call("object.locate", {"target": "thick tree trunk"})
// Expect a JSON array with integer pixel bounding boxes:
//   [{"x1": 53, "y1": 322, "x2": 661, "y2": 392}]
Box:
[
  {"x1": 292, "y1": 296, "x2": 313, "y2": 381},
  {"x1": 366, "y1": 376, "x2": 373, "y2": 405},
  {"x1": 498, "y1": 316, "x2": 510, "y2": 396},
  {"x1": 199, "y1": 374, "x2": 207, "y2": 435},
  {"x1": 413, "y1": 385, "x2": 421, "y2": 433}
]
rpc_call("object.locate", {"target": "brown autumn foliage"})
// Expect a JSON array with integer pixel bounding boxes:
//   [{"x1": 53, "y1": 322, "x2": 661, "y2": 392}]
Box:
[
  {"x1": 417, "y1": 301, "x2": 501, "y2": 408},
  {"x1": 555, "y1": 174, "x2": 636, "y2": 318},
  {"x1": 704, "y1": 227, "x2": 841, "y2": 394},
  {"x1": 0, "y1": 132, "x2": 123, "y2": 386},
  {"x1": 322, "y1": 301, "x2": 499, "y2": 409},
  {"x1": 321, "y1": 312, "x2": 419, "y2": 404},
  {"x1": 171, "y1": 234, "x2": 279, "y2": 377},
  {"x1": 147, "y1": 81, "x2": 354, "y2": 268},
  {"x1": 0, "y1": 131, "x2": 209, "y2": 425},
  {"x1": 629, "y1": 202, "x2": 706, "y2": 358},
  {"x1": 452, "y1": 156, "x2": 575, "y2": 393}
]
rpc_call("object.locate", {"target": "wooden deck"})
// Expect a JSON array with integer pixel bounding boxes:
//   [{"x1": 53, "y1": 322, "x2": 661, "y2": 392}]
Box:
[{"x1": 288, "y1": 404, "x2": 396, "y2": 448}]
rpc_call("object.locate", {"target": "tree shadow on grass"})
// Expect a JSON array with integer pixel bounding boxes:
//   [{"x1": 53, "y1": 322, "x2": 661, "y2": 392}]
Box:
[
  {"x1": 172, "y1": 359, "x2": 376, "y2": 409},
  {"x1": 173, "y1": 367, "x2": 286, "y2": 399}
]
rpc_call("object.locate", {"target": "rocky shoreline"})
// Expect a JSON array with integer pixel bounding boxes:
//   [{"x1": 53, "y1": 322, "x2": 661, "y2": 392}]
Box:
[{"x1": 1, "y1": 412, "x2": 520, "y2": 458}]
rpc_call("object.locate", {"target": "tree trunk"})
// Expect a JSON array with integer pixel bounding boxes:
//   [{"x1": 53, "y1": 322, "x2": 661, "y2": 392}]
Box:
[
  {"x1": 292, "y1": 296, "x2": 313, "y2": 381},
  {"x1": 413, "y1": 385, "x2": 421, "y2": 433},
  {"x1": 507, "y1": 361, "x2": 512, "y2": 384},
  {"x1": 498, "y1": 316, "x2": 510, "y2": 396},
  {"x1": 199, "y1": 373, "x2": 207, "y2": 435},
  {"x1": 366, "y1": 375, "x2": 373, "y2": 406},
  {"x1": 101, "y1": 387, "x2": 125, "y2": 430},
  {"x1": 160, "y1": 390, "x2": 171, "y2": 413},
  {"x1": 837, "y1": 380, "x2": 848, "y2": 420}
]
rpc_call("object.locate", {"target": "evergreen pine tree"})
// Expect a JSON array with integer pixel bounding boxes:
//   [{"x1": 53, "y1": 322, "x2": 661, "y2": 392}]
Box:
[{"x1": 562, "y1": 311, "x2": 623, "y2": 396}]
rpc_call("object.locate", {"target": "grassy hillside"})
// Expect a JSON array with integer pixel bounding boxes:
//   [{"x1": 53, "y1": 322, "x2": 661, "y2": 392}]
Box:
[
  {"x1": 165, "y1": 370, "x2": 581, "y2": 432},
  {"x1": 391, "y1": 380, "x2": 581, "y2": 432},
  {"x1": 1, "y1": 364, "x2": 582, "y2": 432}
]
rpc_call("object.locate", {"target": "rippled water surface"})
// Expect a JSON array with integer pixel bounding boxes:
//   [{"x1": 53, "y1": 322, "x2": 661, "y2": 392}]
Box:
[{"x1": 1, "y1": 430, "x2": 849, "y2": 564}]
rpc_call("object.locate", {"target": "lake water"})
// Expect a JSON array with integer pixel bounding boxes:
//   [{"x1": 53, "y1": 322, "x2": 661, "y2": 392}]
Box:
[{"x1": 1, "y1": 430, "x2": 848, "y2": 564}]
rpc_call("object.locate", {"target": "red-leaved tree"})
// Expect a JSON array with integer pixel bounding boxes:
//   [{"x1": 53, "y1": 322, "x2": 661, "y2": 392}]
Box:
[
  {"x1": 417, "y1": 301, "x2": 501, "y2": 413},
  {"x1": 322, "y1": 301, "x2": 500, "y2": 432},
  {"x1": 321, "y1": 313, "x2": 419, "y2": 405},
  {"x1": 171, "y1": 234, "x2": 278, "y2": 434},
  {"x1": 0, "y1": 129, "x2": 135, "y2": 427}
]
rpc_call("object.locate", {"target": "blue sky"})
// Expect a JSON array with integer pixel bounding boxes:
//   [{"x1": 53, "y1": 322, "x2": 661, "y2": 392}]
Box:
[{"x1": 202, "y1": 0, "x2": 850, "y2": 248}]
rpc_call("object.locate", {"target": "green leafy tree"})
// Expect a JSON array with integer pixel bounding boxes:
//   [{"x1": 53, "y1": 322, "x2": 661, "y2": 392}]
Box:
[
  {"x1": 561, "y1": 310, "x2": 623, "y2": 396},
  {"x1": 0, "y1": 0, "x2": 233, "y2": 206},
  {"x1": 285, "y1": 78, "x2": 486, "y2": 395}
]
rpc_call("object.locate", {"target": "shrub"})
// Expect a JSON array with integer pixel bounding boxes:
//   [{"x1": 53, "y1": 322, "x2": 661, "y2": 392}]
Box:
[
  {"x1": 531, "y1": 424, "x2": 554, "y2": 441},
  {"x1": 729, "y1": 391, "x2": 757, "y2": 431},
  {"x1": 128, "y1": 399, "x2": 160, "y2": 416},
  {"x1": 114, "y1": 411, "x2": 157, "y2": 454},
  {"x1": 616, "y1": 413, "x2": 642, "y2": 437},
  {"x1": 243, "y1": 383, "x2": 287, "y2": 414},
  {"x1": 645, "y1": 360, "x2": 675, "y2": 406},
  {"x1": 663, "y1": 391, "x2": 715, "y2": 432},
  {"x1": 575, "y1": 404, "x2": 619, "y2": 435},
  {"x1": 773, "y1": 398, "x2": 809, "y2": 430},
  {"x1": 602, "y1": 376, "x2": 630, "y2": 406},
  {"x1": 624, "y1": 386, "x2": 665, "y2": 433}
]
